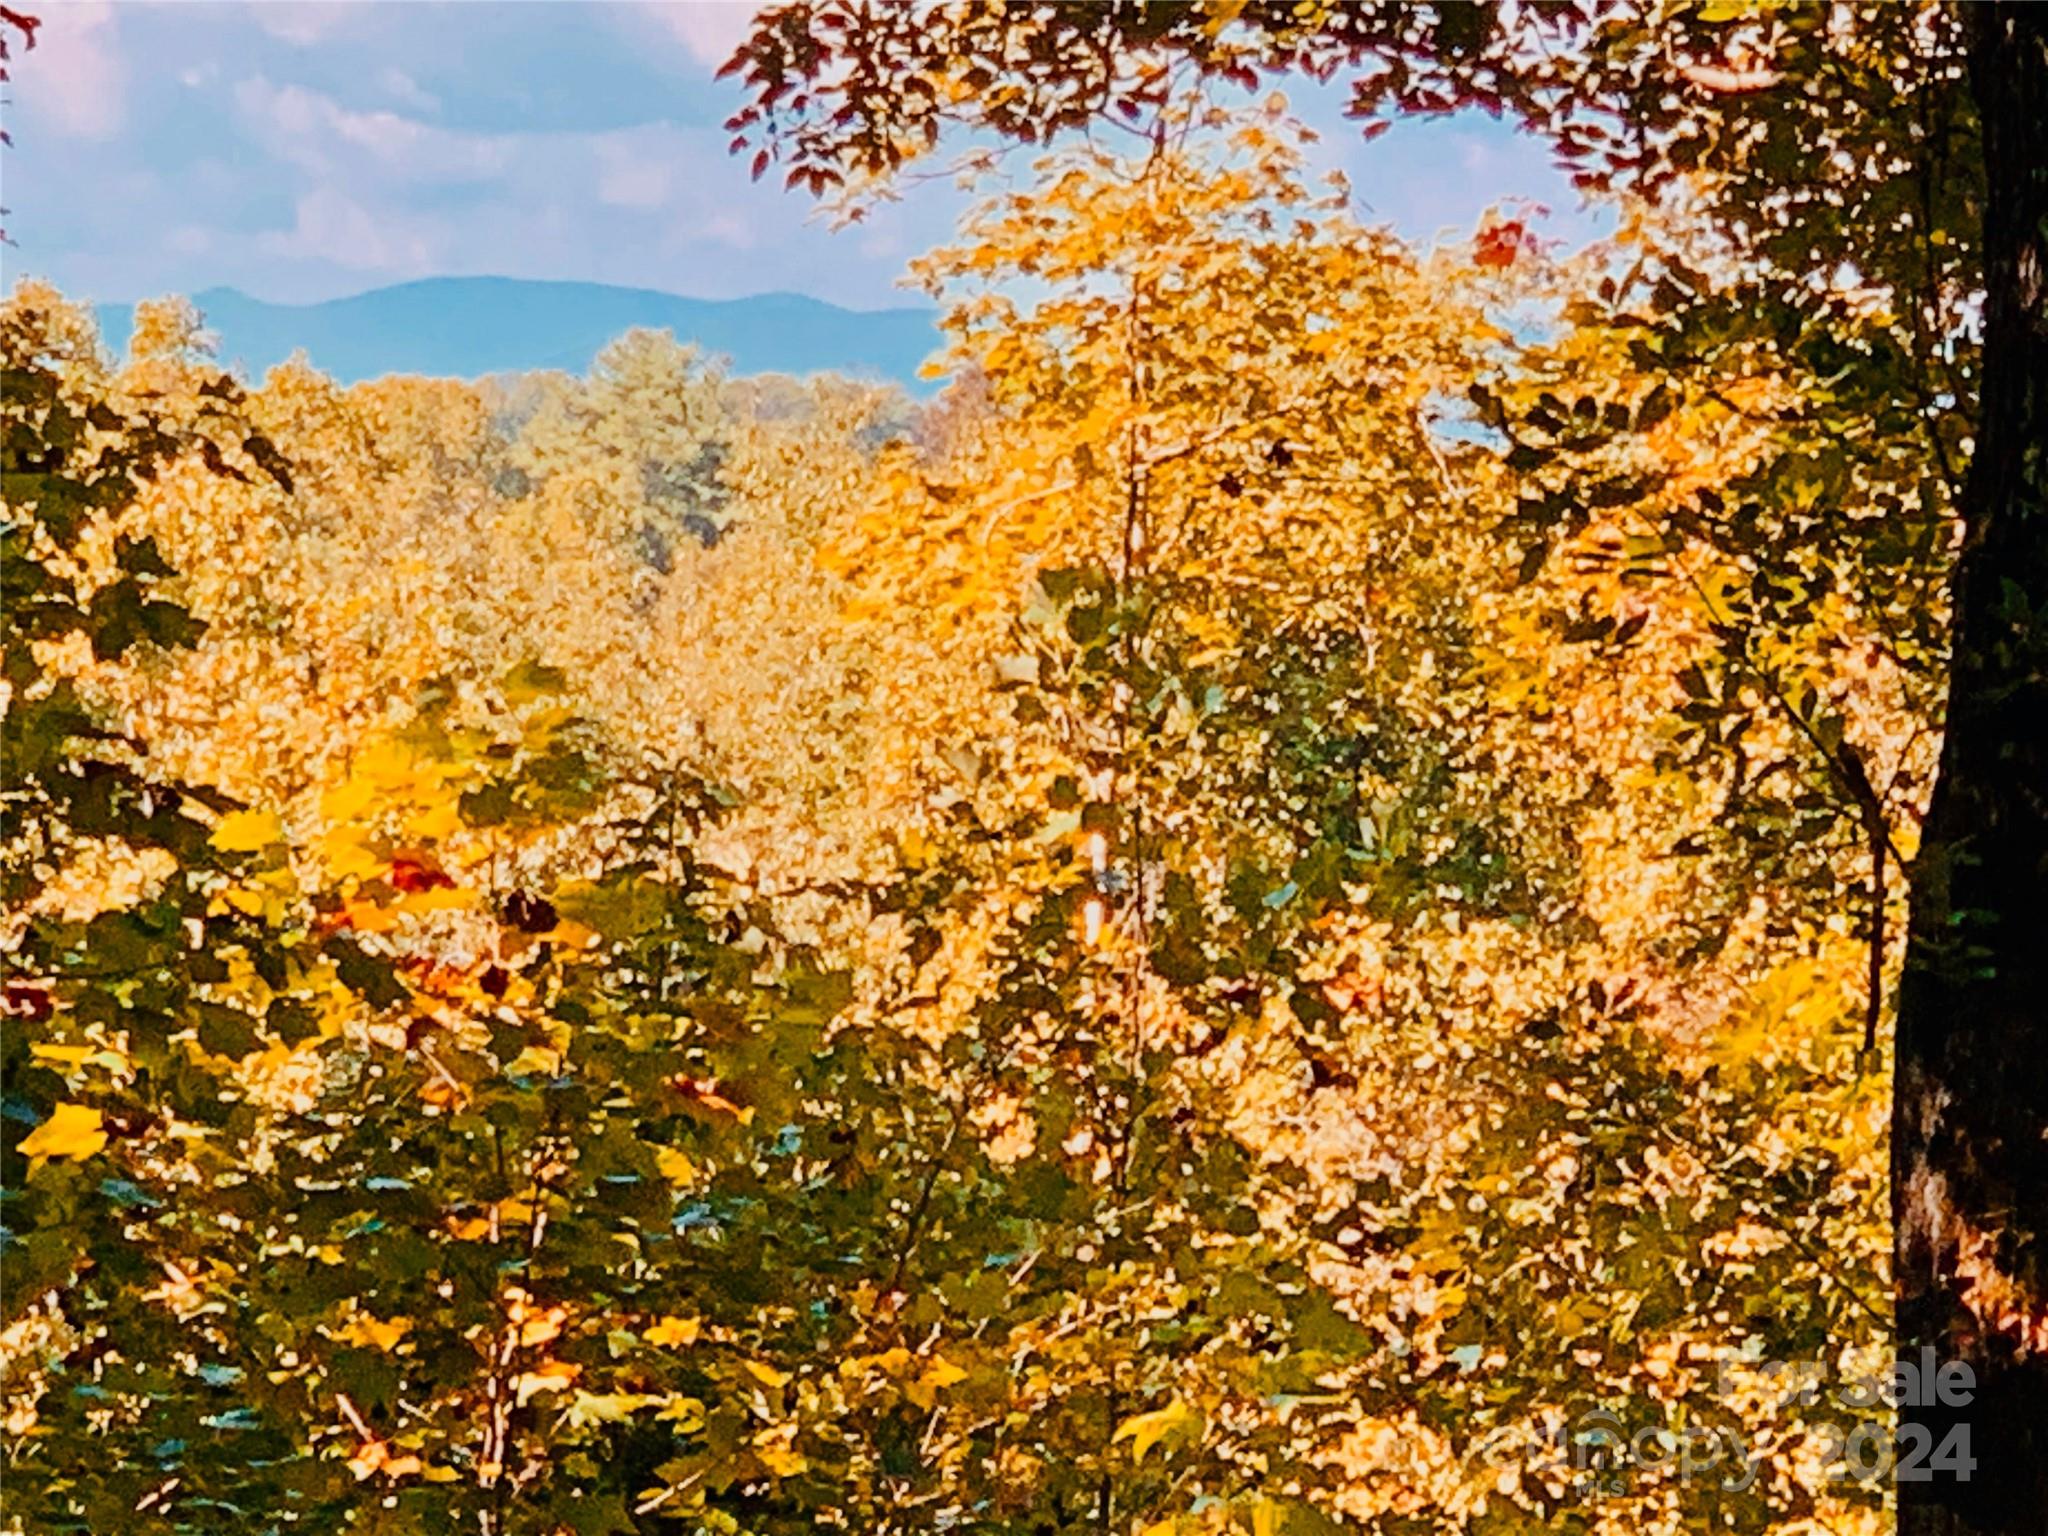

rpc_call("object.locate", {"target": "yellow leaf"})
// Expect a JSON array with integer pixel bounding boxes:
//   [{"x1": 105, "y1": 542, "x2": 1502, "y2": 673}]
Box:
[
  {"x1": 1408, "y1": 1207, "x2": 1468, "y2": 1277},
  {"x1": 654, "y1": 1146, "x2": 698, "y2": 1187},
  {"x1": 563, "y1": 1390, "x2": 662, "y2": 1427},
  {"x1": 753, "y1": 1429, "x2": 807, "y2": 1477},
  {"x1": 356, "y1": 739, "x2": 422, "y2": 792},
  {"x1": 420, "y1": 1069, "x2": 469, "y2": 1112},
  {"x1": 211, "y1": 809, "x2": 284, "y2": 852},
  {"x1": 219, "y1": 887, "x2": 264, "y2": 917},
  {"x1": 505, "y1": 1044, "x2": 564, "y2": 1078},
  {"x1": 645, "y1": 1315, "x2": 701, "y2": 1348},
  {"x1": 743, "y1": 1360, "x2": 790, "y2": 1389},
  {"x1": 31, "y1": 1043, "x2": 127, "y2": 1074},
  {"x1": 334, "y1": 1313, "x2": 413, "y2": 1352},
  {"x1": 18, "y1": 1102, "x2": 108, "y2": 1165},
  {"x1": 905, "y1": 1352, "x2": 970, "y2": 1409},
  {"x1": 395, "y1": 884, "x2": 472, "y2": 916},
  {"x1": 517, "y1": 1307, "x2": 566, "y2": 1349},
  {"x1": 404, "y1": 796, "x2": 464, "y2": 842},
  {"x1": 214, "y1": 866, "x2": 298, "y2": 926},
  {"x1": 347, "y1": 1439, "x2": 423, "y2": 1482},
  {"x1": 346, "y1": 1441, "x2": 387, "y2": 1481},
  {"x1": 321, "y1": 827, "x2": 385, "y2": 883},
  {"x1": 512, "y1": 1361, "x2": 580, "y2": 1406},
  {"x1": 871, "y1": 1347, "x2": 915, "y2": 1379},
  {"x1": 655, "y1": 1395, "x2": 707, "y2": 1431},
  {"x1": 1112, "y1": 1397, "x2": 1197, "y2": 1462},
  {"x1": 550, "y1": 918, "x2": 600, "y2": 949},
  {"x1": 320, "y1": 774, "x2": 378, "y2": 825},
  {"x1": 341, "y1": 897, "x2": 401, "y2": 934}
]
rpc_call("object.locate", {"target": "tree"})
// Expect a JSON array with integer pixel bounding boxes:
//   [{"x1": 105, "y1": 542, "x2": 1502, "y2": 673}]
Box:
[
  {"x1": 813, "y1": 98, "x2": 1898, "y2": 1534},
  {"x1": 8, "y1": 204, "x2": 1909, "y2": 1534},
  {"x1": 0, "y1": 6, "x2": 38, "y2": 244},
  {"x1": 0, "y1": 272, "x2": 391, "y2": 1533},
  {"x1": 722, "y1": 6, "x2": 2048, "y2": 1529}
]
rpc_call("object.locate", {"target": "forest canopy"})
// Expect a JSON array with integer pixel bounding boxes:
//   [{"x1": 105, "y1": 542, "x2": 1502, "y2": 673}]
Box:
[{"x1": 5, "y1": 4, "x2": 2040, "y2": 1534}]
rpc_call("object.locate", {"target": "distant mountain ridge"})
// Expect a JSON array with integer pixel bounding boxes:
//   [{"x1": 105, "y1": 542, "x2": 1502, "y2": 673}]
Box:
[{"x1": 91, "y1": 276, "x2": 942, "y2": 390}]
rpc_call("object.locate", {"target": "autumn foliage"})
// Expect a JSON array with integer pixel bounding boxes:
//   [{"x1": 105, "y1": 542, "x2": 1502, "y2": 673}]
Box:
[{"x1": 2, "y1": 89, "x2": 1951, "y2": 1536}]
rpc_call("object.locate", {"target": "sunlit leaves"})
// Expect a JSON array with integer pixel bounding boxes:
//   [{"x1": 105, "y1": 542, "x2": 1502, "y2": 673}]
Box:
[
  {"x1": 1114, "y1": 1395, "x2": 1201, "y2": 1462},
  {"x1": 0, "y1": 82, "x2": 1920, "y2": 1528},
  {"x1": 13, "y1": 1102, "x2": 108, "y2": 1166}
]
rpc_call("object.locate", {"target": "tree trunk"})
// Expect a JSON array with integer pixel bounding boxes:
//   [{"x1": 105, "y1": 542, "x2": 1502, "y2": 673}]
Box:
[{"x1": 1893, "y1": 6, "x2": 2048, "y2": 1533}]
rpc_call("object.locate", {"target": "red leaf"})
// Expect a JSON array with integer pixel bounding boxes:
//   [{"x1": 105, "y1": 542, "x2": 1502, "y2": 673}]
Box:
[
  {"x1": 1474, "y1": 218, "x2": 1528, "y2": 270},
  {"x1": 389, "y1": 856, "x2": 455, "y2": 894},
  {"x1": 667, "y1": 1075, "x2": 752, "y2": 1121},
  {"x1": 2, "y1": 981, "x2": 52, "y2": 1021}
]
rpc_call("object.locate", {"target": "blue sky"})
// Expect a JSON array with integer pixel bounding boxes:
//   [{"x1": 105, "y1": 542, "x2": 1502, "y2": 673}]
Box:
[{"x1": 5, "y1": 1, "x2": 1596, "y2": 311}]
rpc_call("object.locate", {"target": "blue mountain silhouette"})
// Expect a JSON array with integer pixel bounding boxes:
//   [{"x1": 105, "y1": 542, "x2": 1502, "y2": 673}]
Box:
[{"x1": 92, "y1": 276, "x2": 941, "y2": 390}]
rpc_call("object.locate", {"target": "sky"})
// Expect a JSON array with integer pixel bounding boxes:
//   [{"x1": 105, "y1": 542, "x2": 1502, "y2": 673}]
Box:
[{"x1": 3, "y1": 1, "x2": 1598, "y2": 312}]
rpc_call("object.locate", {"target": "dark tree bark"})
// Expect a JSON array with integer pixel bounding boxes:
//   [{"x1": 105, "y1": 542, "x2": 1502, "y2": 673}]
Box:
[{"x1": 1894, "y1": 7, "x2": 2048, "y2": 1533}]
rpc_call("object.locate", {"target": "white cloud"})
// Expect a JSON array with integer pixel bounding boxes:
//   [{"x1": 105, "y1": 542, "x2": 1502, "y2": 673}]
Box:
[
  {"x1": 378, "y1": 67, "x2": 439, "y2": 114},
  {"x1": 257, "y1": 187, "x2": 437, "y2": 273},
  {"x1": 705, "y1": 211, "x2": 753, "y2": 249},
  {"x1": 1459, "y1": 136, "x2": 1497, "y2": 173},
  {"x1": 596, "y1": 141, "x2": 673, "y2": 210},
  {"x1": 858, "y1": 227, "x2": 903, "y2": 261},
  {"x1": 19, "y1": 1, "x2": 126, "y2": 140},
  {"x1": 233, "y1": 76, "x2": 512, "y2": 182},
  {"x1": 246, "y1": 2, "x2": 361, "y2": 48},
  {"x1": 649, "y1": 1, "x2": 755, "y2": 69},
  {"x1": 7, "y1": 0, "x2": 959, "y2": 311}
]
